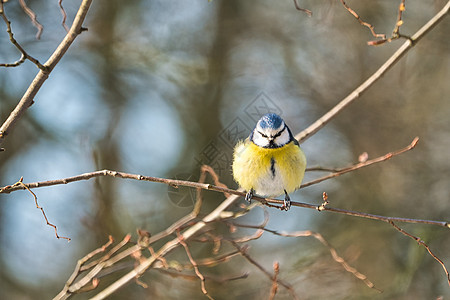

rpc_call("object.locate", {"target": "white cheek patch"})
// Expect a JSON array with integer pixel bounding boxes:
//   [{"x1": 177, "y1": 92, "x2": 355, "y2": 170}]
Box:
[
  {"x1": 274, "y1": 128, "x2": 290, "y2": 146},
  {"x1": 252, "y1": 131, "x2": 270, "y2": 147}
]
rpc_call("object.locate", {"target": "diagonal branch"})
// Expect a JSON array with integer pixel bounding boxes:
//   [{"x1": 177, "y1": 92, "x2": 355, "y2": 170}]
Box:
[
  {"x1": 389, "y1": 221, "x2": 450, "y2": 287},
  {"x1": 301, "y1": 137, "x2": 419, "y2": 188},
  {"x1": 230, "y1": 223, "x2": 380, "y2": 291},
  {"x1": 339, "y1": 0, "x2": 386, "y2": 40},
  {"x1": 231, "y1": 242, "x2": 300, "y2": 300},
  {"x1": 177, "y1": 231, "x2": 214, "y2": 300},
  {"x1": 0, "y1": 0, "x2": 93, "y2": 147},
  {"x1": 295, "y1": 0, "x2": 450, "y2": 143}
]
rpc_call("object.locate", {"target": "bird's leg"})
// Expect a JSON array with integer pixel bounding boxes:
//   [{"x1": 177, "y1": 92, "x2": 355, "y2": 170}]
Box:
[
  {"x1": 245, "y1": 188, "x2": 254, "y2": 203},
  {"x1": 283, "y1": 190, "x2": 291, "y2": 211}
]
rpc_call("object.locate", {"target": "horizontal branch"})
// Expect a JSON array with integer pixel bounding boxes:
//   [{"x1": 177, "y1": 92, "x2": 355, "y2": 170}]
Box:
[{"x1": 1, "y1": 167, "x2": 448, "y2": 229}]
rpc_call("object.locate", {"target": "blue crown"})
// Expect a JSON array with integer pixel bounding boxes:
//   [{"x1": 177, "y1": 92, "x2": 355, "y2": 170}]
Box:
[{"x1": 258, "y1": 113, "x2": 283, "y2": 129}]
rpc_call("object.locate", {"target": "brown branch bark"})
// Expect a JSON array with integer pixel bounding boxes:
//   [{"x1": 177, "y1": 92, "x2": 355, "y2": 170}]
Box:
[
  {"x1": 295, "y1": 0, "x2": 450, "y2": 143},
  {"x1": 0, "y1": 0, "x2": 93, "y2": 147},
  {"x1": 2, "y1": 138, "x2": 447, "y2": 229}
]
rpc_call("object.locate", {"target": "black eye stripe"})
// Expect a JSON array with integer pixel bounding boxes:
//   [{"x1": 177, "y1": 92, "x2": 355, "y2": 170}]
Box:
[
  {"x1": 273, "y1": 126, "x2": 286, "y2": 138},
  {"x1": 258, "y1": 131, "x2": 268, "y2": 138}
]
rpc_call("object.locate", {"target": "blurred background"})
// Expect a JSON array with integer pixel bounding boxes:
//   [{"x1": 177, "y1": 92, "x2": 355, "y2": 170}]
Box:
[{"x1": 0, "y1": 0, "x2": 449, "y2": 299}]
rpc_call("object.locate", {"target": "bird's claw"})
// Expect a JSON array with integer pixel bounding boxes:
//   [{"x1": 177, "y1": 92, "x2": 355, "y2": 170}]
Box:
[
  {"x1": 245, "y1": 189, "x2": 254, "y2": 203},
  {"x1": 282, "y1": 190, "x2": 291, "y2": 211}
]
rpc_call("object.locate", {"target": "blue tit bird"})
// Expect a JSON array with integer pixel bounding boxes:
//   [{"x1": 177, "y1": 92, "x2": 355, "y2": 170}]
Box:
[{"x1": 232, "y1": 113, "x2": 306, "y2": 210}]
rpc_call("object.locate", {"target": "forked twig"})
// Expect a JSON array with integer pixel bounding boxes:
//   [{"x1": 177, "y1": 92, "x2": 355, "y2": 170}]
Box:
[
  {"x1": 392, "y1": 0, "x2": 407, "y2": 37},
  {"x1": 177, "y1": 231, "x2": 214, "y2": 300},
  {"x1": 295, "y1": 1, "x2": 450, "y2": 143},
  {"x1": 53, "y1": 235, "x2": 131, "y2": 300},
  {"x1": 0, "y1": 1, "x2": 46, "y2": 69},
  {"x1": 4, "y1": 138, "x2": 447, "y2": 230},
  {"x1": 0, "y1": 0, "x2": 93, "y2": 147},
  {"x1": 230, "y1": 222, "x2": 380, "y2": 291},
  {"x1": 269, "y1": 262, "x2": 280, "y2": 300},
  {"x1": 231, "y1": 242, "x2": 300, "y2": 300},
  {"x1": 60, "y1": 236, "x2": 114, "y2": 294},
  {"x1": 16, "y1": 179, "x2": 70, "y2": 241},
  {"x1": 340, "y1": 0, "x2": 409, "y2": 46},
  {"x1": 389, "y1": 221, "x2": 450, "y2": 287},
  {"x1": 301, "y1": 137, "x2": 419, "y2": 188}
]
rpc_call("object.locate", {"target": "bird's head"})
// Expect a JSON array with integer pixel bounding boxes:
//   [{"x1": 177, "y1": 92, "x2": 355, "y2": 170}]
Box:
[{"x1": 251, "y1": 113, "x2": 294, "y2": 148}]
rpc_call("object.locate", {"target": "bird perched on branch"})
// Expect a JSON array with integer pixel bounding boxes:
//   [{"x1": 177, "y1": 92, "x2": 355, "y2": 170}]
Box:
[{"x1": 232, "y1": 113, "x2": 306, "y2": 210}]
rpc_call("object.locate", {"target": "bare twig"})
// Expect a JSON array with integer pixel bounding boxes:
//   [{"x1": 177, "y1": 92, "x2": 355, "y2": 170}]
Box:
[
  {"x1": 293, "y1": 0, "x2": 312, "y2": 16},
  {"x1": 15, "y1": 179, "x2": 70, "y2": 241},
  {"x1": 389, "y1": 221, "x2": 450, "y2": 287},
  {"x1": 231, "y1": 243, "x2": 300, "y2": 300},
  {"x1": 89, "y1": 194, "x2": 242, "y2": 299},
  {"x1": 0, "y1": 0, "x2": 93, "y2": 147},
  {"x1": 58, "y1": 0, "x2": 70, "y2": 32},
  {"x1": 301, "y1": 137, "x2": 419, "y2": 188},
  {"x1": 295, "y1": 0, "x2": 450, "y2": 143},
  {"x1": 200, "y1": 165, "x2": 231, "y2": 198},
  {"x1": 177, "y1": 231, "x2": 214, "y2": 300},
  {"x1": 156, "y1": 269, "x2": 248, "y2": 283},
  {"x1": 392, "y1": 0, "x2": 407, "y2": 38},
  {"x1": 3, "y1": 139, "x2": 448, "y2": 229},
  {"x1": 54, "y1": 236, "x2": 114, "y2": 300},
  {"x1": 0, "y1": 1, "x2": 46, "y2": 69},
  {"x1": 2, "y1": 169, "x2": 449, "y2": 229},
  {"x1": 87, "y1": 161, "x2": 243, "y2": 300},
  {"x1": 339, "y1": 0, "x2": 386, "y2": 40},
  {"x1": 269, "y1": 262, "x2": 280, "y2": 300},
  {"x1": 231, "y1": 223, "x2": 380, "y2": 292},
  {"x1": 340, "y1": 0, "x2": 409, "y2": 46},
  {"x1": 18, "y1": 0, "x2": 43, "y2": 39},
  {"x1": 53, "y1": 234, "x2": 132, "y2": 300}
]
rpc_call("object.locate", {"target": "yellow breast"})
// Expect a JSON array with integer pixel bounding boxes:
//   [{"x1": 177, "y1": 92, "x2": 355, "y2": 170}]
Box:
[{"x1": 232, "y1": 139, "x2": 306, "y2": 197}]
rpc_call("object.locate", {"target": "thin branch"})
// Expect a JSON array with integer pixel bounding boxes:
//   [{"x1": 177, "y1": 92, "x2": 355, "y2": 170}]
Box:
[
  {"x1": 392, "y1": 0, "x2": 407, "y2": 38},
  {"x1": 295, "y1": 0, "x2": 450, "y2": 143},
  {"x1": 69, "y1": 166, "x2": 222, "y2": 293},
  {"x1": 389, "y1": 221, "x2": 450, "y2": 287},
  {"x1": 16, "y1": 179, "x2": 70, "y2": 241},
  {"x1": 339, "y1": 0, "x2": 386, "y2": 40},
  {"x1": 54, "y1": 236, "x2": 114, "y2": 300},
  {"x1": 58, "y1": 0, "x2": 70, "y2": 32},
  {"x1": 177, "y1": 231, "x2": 214, "y2": 300},
  {"x1": 18, "y1": 0, "x2": 43, "y2": 39},
  {"x1": 341, "y1": 0, "x2": 408, "y2": 46},
  {"x1": 156, "y1": 269, "x2": 248, "y2": 284},
  {"x1": 231, "y1": 223, "x2": 380, "y2": 292},
  {"x1": 1, "y1": 168, "x2": 449, "y2": 229},
  {"x1": 0, "y1": 1, "x2": 46, "y2": 69},
  {"x1": 0, "y1": 0, "x2": 93, "y2": 147},
  {"x1": 53, "y1": 234, "x2": 132, "y2": 300},
  {"x1": 269, "y1": 262, "x2": 279, "y2": 300},
  {"x1": 293, "y1": 0, "x2": 312, "y2": 16},
  {"x1": 89, "y1": 193, "x2": 242, "y2": 299},
  {"x1": 301, "y1": 137, "x2": 419, "y2": 188},
  {"x1": 3, "y1": 139, "x2": 448, "y2": 230},
  {"x1": 231, "y1": 243, "x2": 300, "y2": 300}
]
